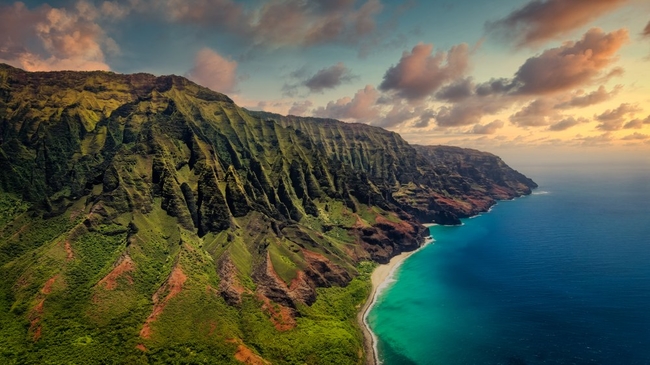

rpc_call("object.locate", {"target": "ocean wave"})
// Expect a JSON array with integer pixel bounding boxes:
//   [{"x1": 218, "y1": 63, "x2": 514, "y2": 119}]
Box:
[{"x1": 532, "y1": 191, "x2": 550, "y2": 195}]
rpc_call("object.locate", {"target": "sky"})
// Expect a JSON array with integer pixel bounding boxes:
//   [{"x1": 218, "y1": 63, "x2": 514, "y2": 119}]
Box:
[{"x1": 1, "y1": 0, "x2": 650, "y2": 165}]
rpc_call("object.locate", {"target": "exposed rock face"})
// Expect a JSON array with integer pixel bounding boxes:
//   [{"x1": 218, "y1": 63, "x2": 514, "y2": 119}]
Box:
[
  {"x1": 217, "y1": 256, "x2": 246, "y2": 306},
  {"x1": 414, "y1": 145, "x2": 537, "y2": 199},
  {"x1": 302, "y1": 250, "x2": 352, "y2": 287},
  {"x1": 253, "y1": 253, "x2": 303, "y2": 309},
  {"x1": 0, "y1": 64, "x2": 536, "y2": 364}
]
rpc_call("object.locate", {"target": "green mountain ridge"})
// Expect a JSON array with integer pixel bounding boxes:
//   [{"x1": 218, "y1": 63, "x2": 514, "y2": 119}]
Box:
[{"x1": 0, "y1": 64, "x2": 536, "y2": 364}]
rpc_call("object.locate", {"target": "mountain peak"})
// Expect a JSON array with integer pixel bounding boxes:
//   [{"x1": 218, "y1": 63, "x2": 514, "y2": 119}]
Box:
[{"x1": 0, "y1": 66, "x2": 535, "y2": 364}]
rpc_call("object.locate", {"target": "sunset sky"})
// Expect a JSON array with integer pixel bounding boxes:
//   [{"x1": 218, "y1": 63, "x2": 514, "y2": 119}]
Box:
[{"x1": 2, "y1": 0, "x2": 649, "y2": 164}]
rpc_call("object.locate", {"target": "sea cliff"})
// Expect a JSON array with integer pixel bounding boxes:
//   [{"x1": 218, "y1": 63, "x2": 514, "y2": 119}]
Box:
[{"x1": 0, "y1": 64, "x2": 535, "y2": 364}]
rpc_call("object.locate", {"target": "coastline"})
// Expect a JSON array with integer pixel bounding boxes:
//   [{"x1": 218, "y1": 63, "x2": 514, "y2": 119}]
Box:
[{"x1": 358, "y1": 235, "x2": 435, "y2": 365}]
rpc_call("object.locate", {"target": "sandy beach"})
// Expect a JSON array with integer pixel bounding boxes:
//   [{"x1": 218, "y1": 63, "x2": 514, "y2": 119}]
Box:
[{"x1": 358, "y1": 237, "x2": 434, "y2": 365}]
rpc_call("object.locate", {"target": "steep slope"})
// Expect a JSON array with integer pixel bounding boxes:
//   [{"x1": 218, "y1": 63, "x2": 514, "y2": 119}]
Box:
[
  {"x1": 250, "y1": 112, "x2": 536, "y2": 222},
  {"x1": 410, "y1": 144, "x2": 537, "y2": 215},
  {"x1": 0, "y1": 64, "x2": 535, "y2": 364}
]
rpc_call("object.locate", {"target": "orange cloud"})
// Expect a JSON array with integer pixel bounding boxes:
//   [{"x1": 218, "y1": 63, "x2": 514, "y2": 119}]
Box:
[
  {"x1": 621, "y1": 132, "x2": 649, "y2": 140},
  {"x1": 623, "y1": 115, "x2": 650, "y2": 129},
  {"x1": 0, "y1": 2, "x2": 113, "y2": 71},
  {"x1": 555, "y1": 85, "x2": 621, "y2": 109},
  {"x1": 288, "y1": 100, "x2": 314, "y2": 116},
  {"x1": 512, "y1": 28, "x2": 628, "y2": 95},
  {"x1": 313, "y1": 85, "x2": 380, "y2": 121},
  {"x1": 435, "y1": 95, "x2": 512, "y2": 127},
  {"x1": 595, "y1": 103, "x2": 642, "y2": 130},
  {"x1": 379, "y1": 43, "x2": 470, "y2": 100},
  {"x1": 488, "y1": 0, "x2": 627, "y2": 47},
  {"x1": 470, "y1": 120, "x2": 505, "y2": 134},
  {"x1": 548, "y1": 117, "x2": 588, "y2": 131},
  {"x1": 185, "y1": 48, "x2": 238, "y2": 93},
  {"x1": 510, "y1": 98, "x2": 556, "y2": 127}
]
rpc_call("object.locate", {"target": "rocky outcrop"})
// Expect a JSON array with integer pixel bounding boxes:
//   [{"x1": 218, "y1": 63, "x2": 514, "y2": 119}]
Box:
[
  {"x1": 302, "y1": 250, "x2": 352, "y2": 287},
  {"x1": 217, "y1": 255, "x2": 246, "y2": 306},
  {"x1": 0, "y1": 64, "x2": 537, "y2": 364}
]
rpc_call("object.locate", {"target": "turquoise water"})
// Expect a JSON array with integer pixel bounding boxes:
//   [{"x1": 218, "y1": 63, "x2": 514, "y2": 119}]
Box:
[{"x1": 368, "y1": 162, "x2": 650, "y2": 365}]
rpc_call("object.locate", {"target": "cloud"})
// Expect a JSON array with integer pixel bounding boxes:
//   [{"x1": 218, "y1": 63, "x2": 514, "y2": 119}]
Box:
[
  {"x1": 434, "y1": 95, "x2": 511, "y2": 127},
  {"x1": 303, "y1": 62, "x2": 355, "y2": 93},
  {"x1": 622, "y1": 132, "x2": 649, "y2": 140},
  {"x1": 185, "y1": 48, "x2": 238, "y2": 93},
  {"x1": 379, "y1": 43, "x2": 470, "y2": 100},
  {"x1": 312, "y1": 28, "x2": 632, "y2": 133},
  {"x1": 0, "y1": 1, "x2": 115, "y2": 71},
  {"x1": 313, "y1": 85, "x2": 380, "y2": 121},
  {"x1": 435, "y1": 78, "x2": 474, "y2": 102},
  {"x1": 100, "y1": 1, "x2": 139, "y2": 20},
  {"x1": 162, "y1": 0, "x2": 244, "y2": 28},
  {"x1": 372, "y1": 101, "x2": 423, "y2": 128},
  {"x1": 288, "y1": 100, "x2": 313, "y2": 116},
  {"x1": 554, "y1": 85, "x2": 621, "y2": 109},
  {"x1": 548, "y1": 117, "x2": 587, "y2": 131},
  {"x1": 575, "y1": 132, "x2": 614, "y2": 146},
  {"x1": 623, "y1": 115, "x2": 650, "y2": 129},
  {"x1": 159, "y1": 0, "x2": 383, "y2": 47},
  {"x1": 511, "y1": 28, "x2": 628, "y2": 95},
  {"x1": 487, "y1": 0, "x2": 626, "y2": 47},
  {"x1": 510, "y1": 98, "x2": 556, "y2": 127},
  {"x1": 413, "y1": 110, "x2": 436, "y2": 128},
  {"x1": 644, "y1": 20, "x2": 650, "y2": 37},
  {"x1": 470, "y1": 120, "x2": 504, "y2": 134},
  {"x1": 595, "y1": 103, "x2": 642, "y2": 130}
]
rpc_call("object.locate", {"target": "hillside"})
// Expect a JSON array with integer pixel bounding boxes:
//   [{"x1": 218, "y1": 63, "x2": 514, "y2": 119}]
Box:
[{"x1": 0, "y1": 64, "x2": 536, "y2": 364}]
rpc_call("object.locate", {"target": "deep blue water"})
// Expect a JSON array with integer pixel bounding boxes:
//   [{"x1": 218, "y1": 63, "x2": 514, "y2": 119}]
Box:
[{"x1": 368, "y1": 162, "x2": 650, "y2": 365}]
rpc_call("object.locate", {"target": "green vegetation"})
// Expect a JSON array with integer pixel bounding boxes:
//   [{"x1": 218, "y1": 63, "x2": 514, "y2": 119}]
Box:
[{"x1": 0, "y1": 64, "x2": 536, "y2": 364}]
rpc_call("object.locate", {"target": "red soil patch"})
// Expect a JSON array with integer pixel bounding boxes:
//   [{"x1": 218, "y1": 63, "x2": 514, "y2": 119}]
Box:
[
  {"x1": 33, "y1": 299, "x2": 44, "y2": 314},
  {"x1": 227, "y1": 339, "x2": 270, "y2": 364},
  {"x1": 64, "y1": 241, "x2": 74, "y2": 261},
  {"x1": 254, "y1": 254, "x2": 298, "y2": 330},
  {"x1": 69, "y1": 208, "x2": 84, "y2": 222},
  {"x1": 233, "y1": 342, "x2": 270, "y2": 365},
  {"x1": 375, "y1": 215, "x2": 415, "y2": 235},
  {"x1": 139, "y1": 265, "x2": 187, "y2": 339},
  {"x1": 352, "y1": 214, "x2": 368, "y2": 229},
  {"x1": 258, "y1": 294, "x2": 296, "y2": 332},
  {"x1": 135, "y1": 344, "x2": 148, "y2": 352},
  {"x1": 41, "y1": 274, "x2": 59, "y2": 295},
  {"x1": 32, "y1": 324, "x2": 42, "y2": 341},
  {"x1": 28, "y1": 299, "x2": 45, "y2": 340},
  {"x1": 302, "y1": 249, "x2": 327, "y2": 262},
  {"x1": 98, "y1": 255, "x2": 135, "y2": 290},
  {"x1": 206, "y1": 284, "x2": 217, "y2": 295},
  {"x1": 434, "y1": 195, "x2": 472, "y2": 214},
  {"x1": 289, "y1": 270, "x2": 306, "y2": 290},
  {"x1": 29, "y1": 273, "x2": 59, "y2": 342}
]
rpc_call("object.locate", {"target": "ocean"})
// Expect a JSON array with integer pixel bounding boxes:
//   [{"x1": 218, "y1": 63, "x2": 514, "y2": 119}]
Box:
[{"x1": 367, "y1": 161, "x2": 650, "y2": 365}]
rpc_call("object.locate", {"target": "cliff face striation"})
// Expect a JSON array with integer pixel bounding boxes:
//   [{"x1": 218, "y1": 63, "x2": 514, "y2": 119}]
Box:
[{"x1": 0, "y1": 64, "x2": 536, "y2": 364}]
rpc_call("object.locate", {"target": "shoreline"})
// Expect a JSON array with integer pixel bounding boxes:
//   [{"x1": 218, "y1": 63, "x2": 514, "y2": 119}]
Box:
[
  {"x1": 358, "y1": 236, "x2": 434, "y2": 365},
  {"x1": 356, "y1": 196, "x2": 522, "y2": 363}
]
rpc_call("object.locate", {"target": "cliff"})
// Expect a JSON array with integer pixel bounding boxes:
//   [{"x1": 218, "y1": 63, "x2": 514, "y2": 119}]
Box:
[{"x1": 0, "y1": 64, "x2": 535, "y2": 364}]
